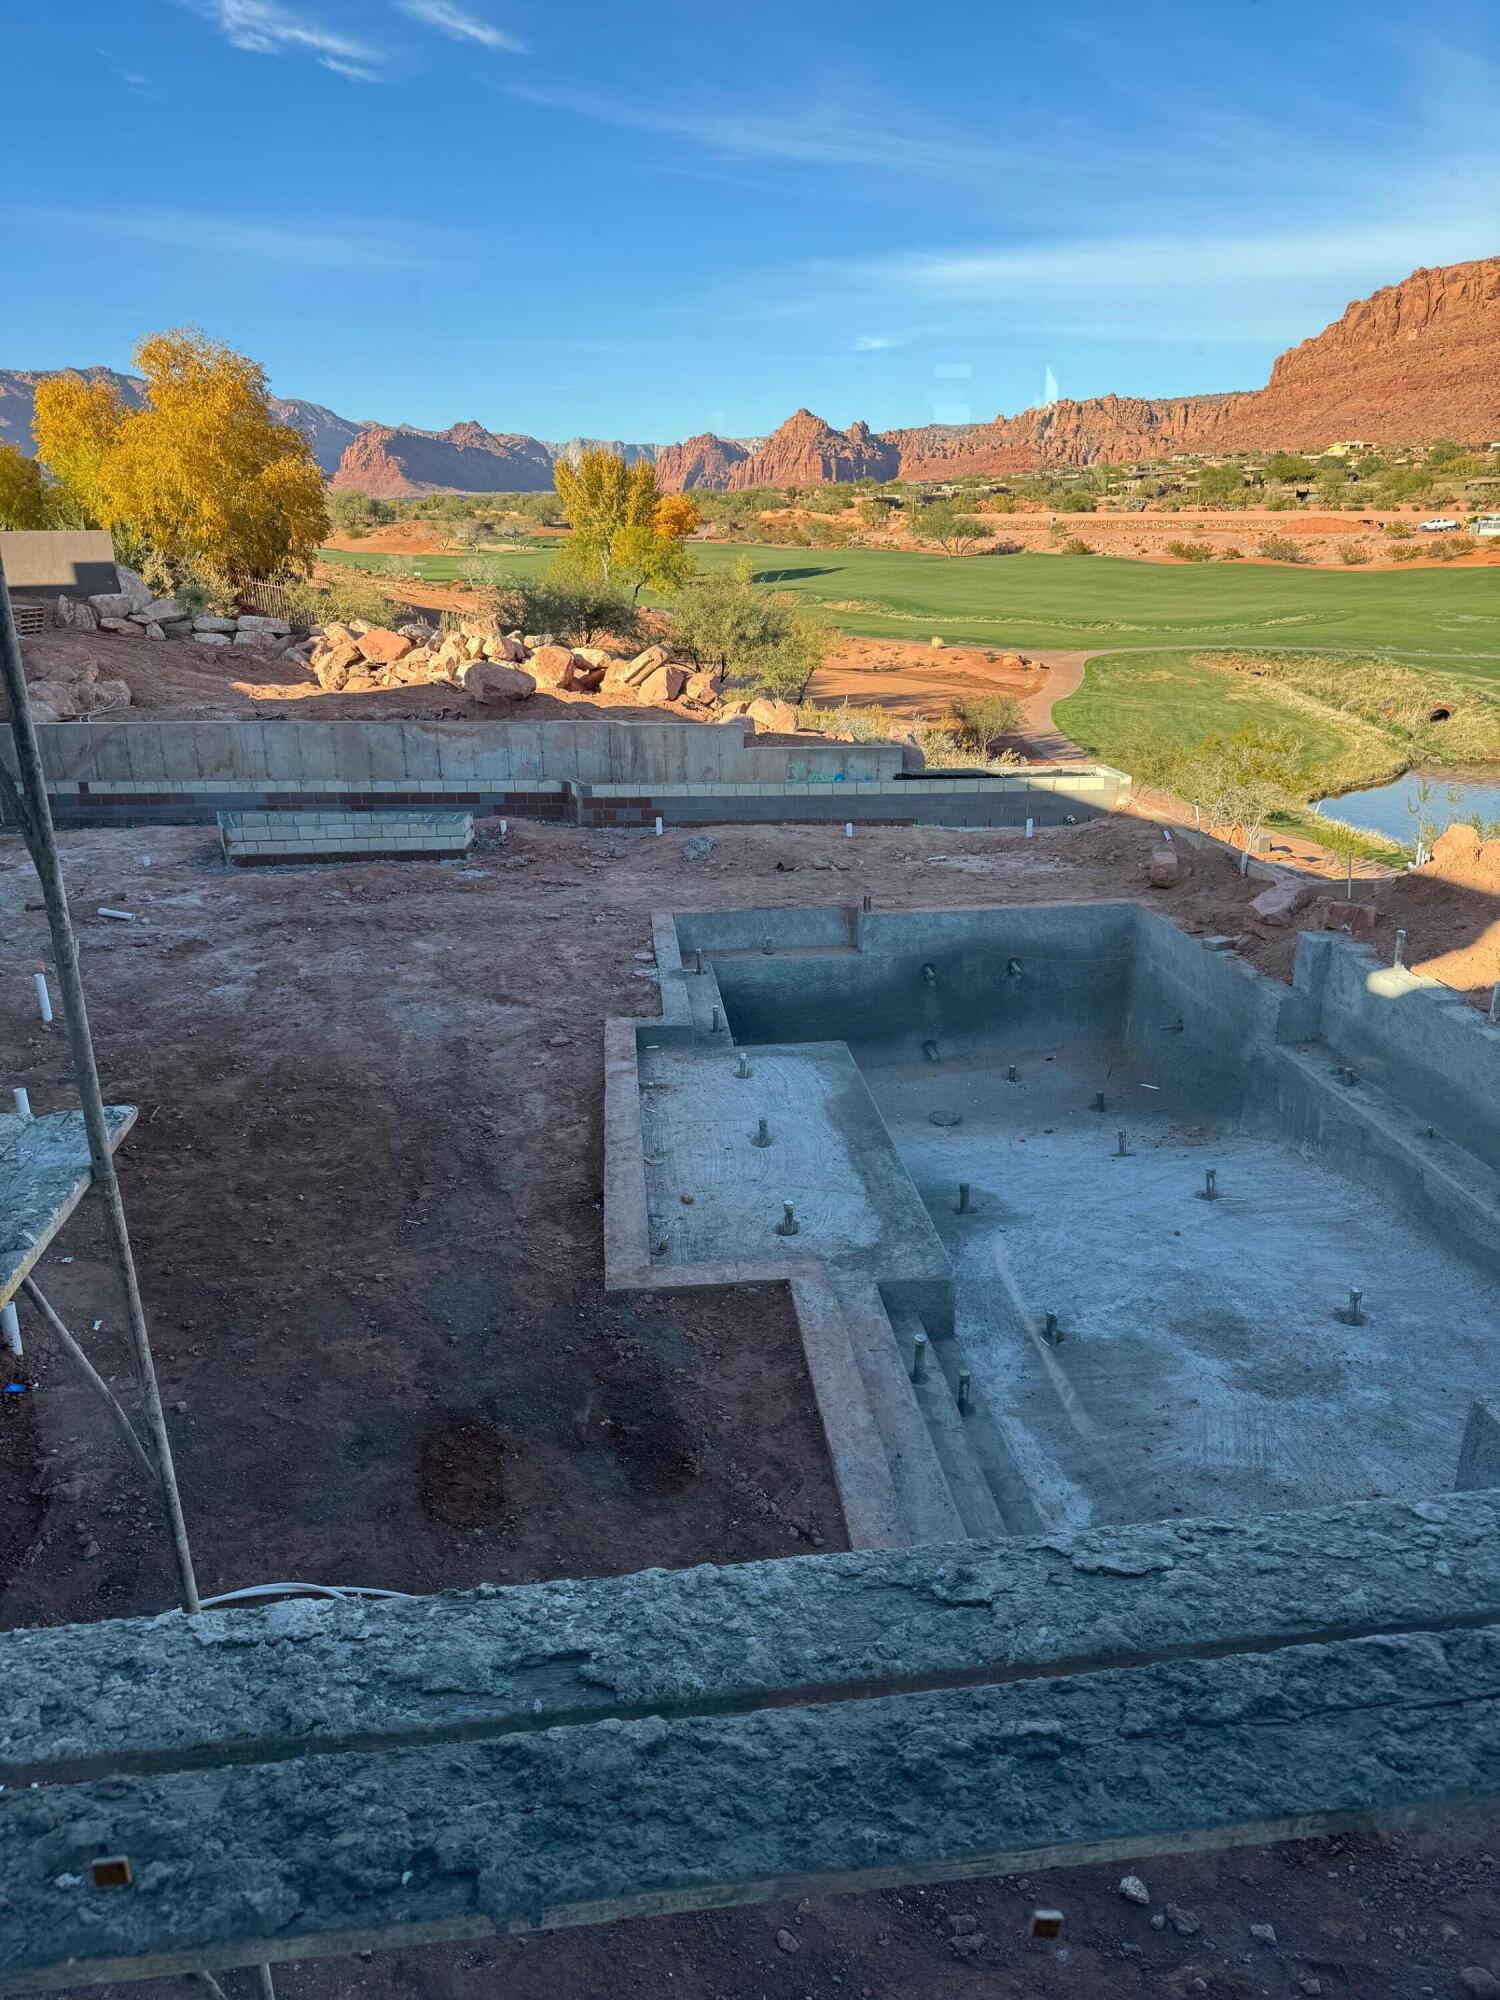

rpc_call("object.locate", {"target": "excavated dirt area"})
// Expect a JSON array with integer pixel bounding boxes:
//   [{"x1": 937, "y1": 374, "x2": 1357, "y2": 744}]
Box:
[{"x1": 2, "y1": 814, "x2": 1497, "y2": 1998}]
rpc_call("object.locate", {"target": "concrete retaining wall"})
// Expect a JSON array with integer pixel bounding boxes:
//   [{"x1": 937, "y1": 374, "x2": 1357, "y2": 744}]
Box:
[{"x1": 1, "y1": 720, "x2": 1130, "y2": 833}]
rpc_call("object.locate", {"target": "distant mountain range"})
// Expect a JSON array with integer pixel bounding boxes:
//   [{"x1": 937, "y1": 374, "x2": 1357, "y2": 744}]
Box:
[{"x1": 3, "y1": 260, "x2": 1494, "y2": 497}]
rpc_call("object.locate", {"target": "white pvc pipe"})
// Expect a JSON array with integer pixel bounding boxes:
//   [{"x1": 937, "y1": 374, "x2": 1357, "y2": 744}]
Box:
[
  {"x1": 34, "y1": 971, "x2": 52, "y2": 1024},
  {"x1": 1025, "y1": 817, "x2": 1035, "y2": 839},
  {"x1": 1, "y1": 1302, "x2": 21, "y2": 1358},
  {"x1": 654, "y1": 816, "x2": 663, "y2": 836},
  {"x1": 844, "y1": 822, "x2": 853, "y2": 837},
  {"x1": 12, "y1": 1087, "x2": 31, "y2": 1118}
]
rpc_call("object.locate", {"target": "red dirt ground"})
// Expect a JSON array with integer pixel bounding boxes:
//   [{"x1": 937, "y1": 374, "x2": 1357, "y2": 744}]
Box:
[{"x1": 3, "y1": 815, "x2": 1497, "y2": 1999}]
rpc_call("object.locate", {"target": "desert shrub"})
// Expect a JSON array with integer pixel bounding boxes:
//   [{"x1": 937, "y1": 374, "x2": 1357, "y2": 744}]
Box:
[
  {"x1": 1061, "y1": 536, "x2": 1093, "y2": 556},
  {"x1": 1339, "y1": 544, "x2": 1372, "y2": 565},
  {"x1": 1389, "y1": 543, "x2": 1419, "y2": 562},
  {"x1": 948, "y1": 693, "x2": 1022, "y2": 753},
  {"x1": 281, "y1": 570, "x2": 403, "y2": 629},
  {"x1": 1383, "y1": 518, "x2": 1414, "y2": 538},
  {"x1": 1256, "y1": 533, "x2": 1308, "y2": 563},
  {"x1": 670, "y1": 560, "x2": 832, "y2": 698},
  {"x1": 1446, "y1": 535, "x2": 1477, "y2": 557},
  {"x1": 465, "y1": 565, "x2": 645, "y2": 647},
  {"x1": 1219, "y1": 546, "x2": 1245, "y2": 560},
  {"x1": 1165, "y1": 540, "x2": 1215, "y2": 562},
  {"x1": 798, "y1": 702, "x2": 898, "y2": 742}
]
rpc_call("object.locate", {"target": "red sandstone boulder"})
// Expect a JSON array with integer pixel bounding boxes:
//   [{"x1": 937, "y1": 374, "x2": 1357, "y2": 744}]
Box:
[
  {"x1": 1148, "y1": 847, "x2": 1180, "y2": 888},
  {"x1": 462, "y1": 660, "x2": 537, "y2": 705},
  {"x1": 635, "y1": 664, "x2": 691, "y2": 705},
  {"x1": 1248, "y1": 879, "x2": 1313, "y2": 926},
  {"x1": 357, "y1": 627, "x2": 413, "y2": 666},
  {"x1": 747, "y1": 697, "x2": 800, "y2": 733},
  {"x1": 528, "y1": 644, "x2": 577, "y2": 687}
]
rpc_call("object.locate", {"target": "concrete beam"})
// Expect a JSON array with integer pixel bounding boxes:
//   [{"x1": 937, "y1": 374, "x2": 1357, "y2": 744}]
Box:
[{"x1": 0, "y1": 1496, "x2": 1497, "y2": 1987}]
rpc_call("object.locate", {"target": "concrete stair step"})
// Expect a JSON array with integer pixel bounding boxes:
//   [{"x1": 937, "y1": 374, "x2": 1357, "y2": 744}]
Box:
[
  {"x1": 887, "y1": 1310, "x2": 1006, "y2": 1539},
  {"x1": 788, "y1": 1274, "x2": 907, "y2": 1550},
  {"x1": 833, "y1": 1278, "x2": 967, "y2": 1548}
]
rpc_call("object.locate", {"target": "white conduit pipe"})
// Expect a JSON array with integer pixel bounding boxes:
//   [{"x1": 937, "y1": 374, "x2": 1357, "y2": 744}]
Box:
[
  {"x1": 199, "y1": 1581, "x2": 414, "y2": 1607},
  {"x1": 1, "y1": 1303, "x2": 20, "y2": 1358}
]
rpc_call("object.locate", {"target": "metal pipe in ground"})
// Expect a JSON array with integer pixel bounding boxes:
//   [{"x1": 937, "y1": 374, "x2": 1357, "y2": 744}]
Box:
[{"x1": 0, "y1": 557, "x2": 200, "y2": 1614}]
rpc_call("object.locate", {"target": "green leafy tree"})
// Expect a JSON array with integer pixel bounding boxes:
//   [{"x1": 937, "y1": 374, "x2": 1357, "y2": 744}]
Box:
[
  {"x1": 670, "y1": 558, "x2": 833, "y2": 698},
  {"x1": 913, "y1": 499, "x2": 986, "y2": 554},
  {"x1": 1195, "y1": 462, "x2": 1244, "y2": 505},
  {"x1": 553, "y1": 448, "x2": 697, "y2": 602}
]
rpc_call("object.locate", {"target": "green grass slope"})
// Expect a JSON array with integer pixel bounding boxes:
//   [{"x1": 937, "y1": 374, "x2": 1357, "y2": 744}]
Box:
[{"x1": 319, "y1": 541, "x2": 1500, "y2": 674}]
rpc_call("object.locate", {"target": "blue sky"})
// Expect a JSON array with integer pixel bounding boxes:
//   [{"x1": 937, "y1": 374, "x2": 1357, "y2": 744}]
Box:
[{"x1": 6, "y1": 0, "x2": 1496, "y2": 441}]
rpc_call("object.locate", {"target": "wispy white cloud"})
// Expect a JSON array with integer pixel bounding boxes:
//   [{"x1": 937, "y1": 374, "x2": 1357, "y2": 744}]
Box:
[
  {"x1": 29, "y1": 205, "x2": 428, "y2": 273},
  {"x1": 502, "y1": 82, "x2": 1028, "y2": 177},
  {"x1": 183, "y1": 0, "x2": 381, "y2": 75},
  {"x1": 394, "y1": 0, "x2": 523, "y2": 51},
  {"x1": 852, "y1": 334, "x2": 899, "y2": 352},
  {"x1": 824, "y1": 214, "x2": 1499, "y2": 345},
  {"x1": 95, "y1": 47, "x2": 148, "y2": 87}
]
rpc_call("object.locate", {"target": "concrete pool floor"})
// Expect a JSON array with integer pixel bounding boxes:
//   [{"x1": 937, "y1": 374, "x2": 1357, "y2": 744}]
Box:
[{"x1": 866, "y1": 1039, "x2": 1497, "y2": 1530}]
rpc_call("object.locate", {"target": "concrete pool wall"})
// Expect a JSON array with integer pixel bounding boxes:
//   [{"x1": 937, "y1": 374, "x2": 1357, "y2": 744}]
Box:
[{"x1": 606, "y1": 903, "x2": 1500, "y2": 1548}]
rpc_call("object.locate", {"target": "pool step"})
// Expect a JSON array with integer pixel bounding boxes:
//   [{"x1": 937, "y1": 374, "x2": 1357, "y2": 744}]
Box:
[
  {"x1": 888, "y1": 1310, "x2": 1006, "y2": 1538},
  {"x1": 831, "y1": 1278, "x2": 967, "y2": 1548}
]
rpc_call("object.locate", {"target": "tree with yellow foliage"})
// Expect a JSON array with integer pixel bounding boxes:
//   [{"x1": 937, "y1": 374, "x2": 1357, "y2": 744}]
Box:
[
  {"x1": 652, "y1": 492, "x2": 700, "y2": 541},
  {"x1": 32, "y1": 331, "x2": 328, "y2": 582},
  {"x1": 553, "y1": 448, "x2": 695, "y2": 602},
  {"x1": 0, "y1": 444, "x2": 60, "y2": 529}
]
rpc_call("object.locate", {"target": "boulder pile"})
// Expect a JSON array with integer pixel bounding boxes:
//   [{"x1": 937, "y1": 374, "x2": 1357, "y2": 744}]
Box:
[
  {"x1": 305, "y1": 620, "x2": 725, "y2": 712},
  {"x1": 60, "y1": 567, "x2": 308, "y2": 655},
  {"x1": 5, "y1": 646, "x2": 132, "y2": 724}
]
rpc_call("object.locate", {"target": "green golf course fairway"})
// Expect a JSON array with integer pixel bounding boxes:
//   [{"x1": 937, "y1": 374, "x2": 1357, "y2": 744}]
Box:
[{"x1": 319, "y1": 541, "x2": 1500, "y2": 676}]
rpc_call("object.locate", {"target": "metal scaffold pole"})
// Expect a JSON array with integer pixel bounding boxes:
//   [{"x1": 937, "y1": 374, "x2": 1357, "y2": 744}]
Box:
[{"x1": 0, "y1": 557, "x2": 200, "y2": 1614}]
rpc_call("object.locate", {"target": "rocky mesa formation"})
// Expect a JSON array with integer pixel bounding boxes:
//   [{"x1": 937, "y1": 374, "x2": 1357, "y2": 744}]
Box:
[
  {"x1": 655, "y1": 258, "x2": 1500, "y2": 488},
  {"x1": 330, "y1": 420, "x2": 558, "y2": 495},
  {"x1": 0, "y1": 366, "x2": 366, "y2": 475}
]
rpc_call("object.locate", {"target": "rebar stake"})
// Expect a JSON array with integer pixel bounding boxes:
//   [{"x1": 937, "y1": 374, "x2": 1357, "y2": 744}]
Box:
[
  {"x1": 1343, "y1": 1286, "x2": 1364, "y2": 1326},
  {"x1": 693, "y1": 948, "x2": 705, "y2": 975},
  {"x1": 736, "y1": 1052, "x2": 751, "y2": 1079},
  {"x1": 911, "y1": 1333, "x2": 928, "y2": 1383},
  {"x1": 1093, "y1": 1090, "x2": 1106, "y2": 1113},
  {"x1": 862, "y1": 894, "x2": 872, "y2": 913},
  {"x1": 923, "y1": 1039, "x2": 939, "y2": 1062},
  {"x1": 1043, "y1": 1309, "x2": 1059, "y2": 1343},
  {"x1": 752, "y1": 1116, "x2": 771, "y2": 1148},
  {"x1": 1007, "y1": 1064, "x2": 1018, "y2": 1084},
  {"x1": 710, "y1": 1007, "x2": 721, "y2": 1033},
  {"x1": 762, "y1": 935, "x2": 774, "y2": 955},
  {"x1": 775, "y1": 1200, "x2": 799, "y2": 1237},
  {"x1": 1489, "y1": 981, "x2": 1499, "y2": 1025},
  {"x1": 956, "y1": 1182, "x2": 971, "y2": 1215},
  {"x1": 1198, "y1": 1167, "x2": 1218, "y2": 1201},
  {"x1": 957, "y1": 1371, "x2": 972, "y2": 1414},
  {"x1": 1116, "y1": 1130, "x2": 1131, "y2": 1157},
  {"x1": 1393, "y1": 929, "x2": 1407, "y2": 968}
]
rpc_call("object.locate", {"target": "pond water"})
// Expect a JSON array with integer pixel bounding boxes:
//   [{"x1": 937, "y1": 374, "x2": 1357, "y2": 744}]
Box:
[{"x1": 1316, "y1": 768, "x2": 1500, "y2": 846}]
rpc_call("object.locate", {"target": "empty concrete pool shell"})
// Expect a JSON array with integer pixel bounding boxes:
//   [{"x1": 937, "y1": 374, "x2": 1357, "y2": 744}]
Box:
[{"x1": 604, "y1": 903, "x2": 1500, "y2": 1550}]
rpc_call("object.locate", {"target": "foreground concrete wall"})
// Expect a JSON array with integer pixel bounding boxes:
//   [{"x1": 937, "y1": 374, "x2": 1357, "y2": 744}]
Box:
[{"x1": 1, "y1": 1496, "x2": 1496, "y2": 1990}]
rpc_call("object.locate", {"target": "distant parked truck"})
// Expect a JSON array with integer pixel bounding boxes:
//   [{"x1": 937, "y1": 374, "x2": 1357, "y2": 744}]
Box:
[
  {"x1": 1472, "y1": 514, "x2": 1500, "y2": 537},
  {"x1": 1418, "y1": 517, "x2": 1461, "y2": 532}
]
